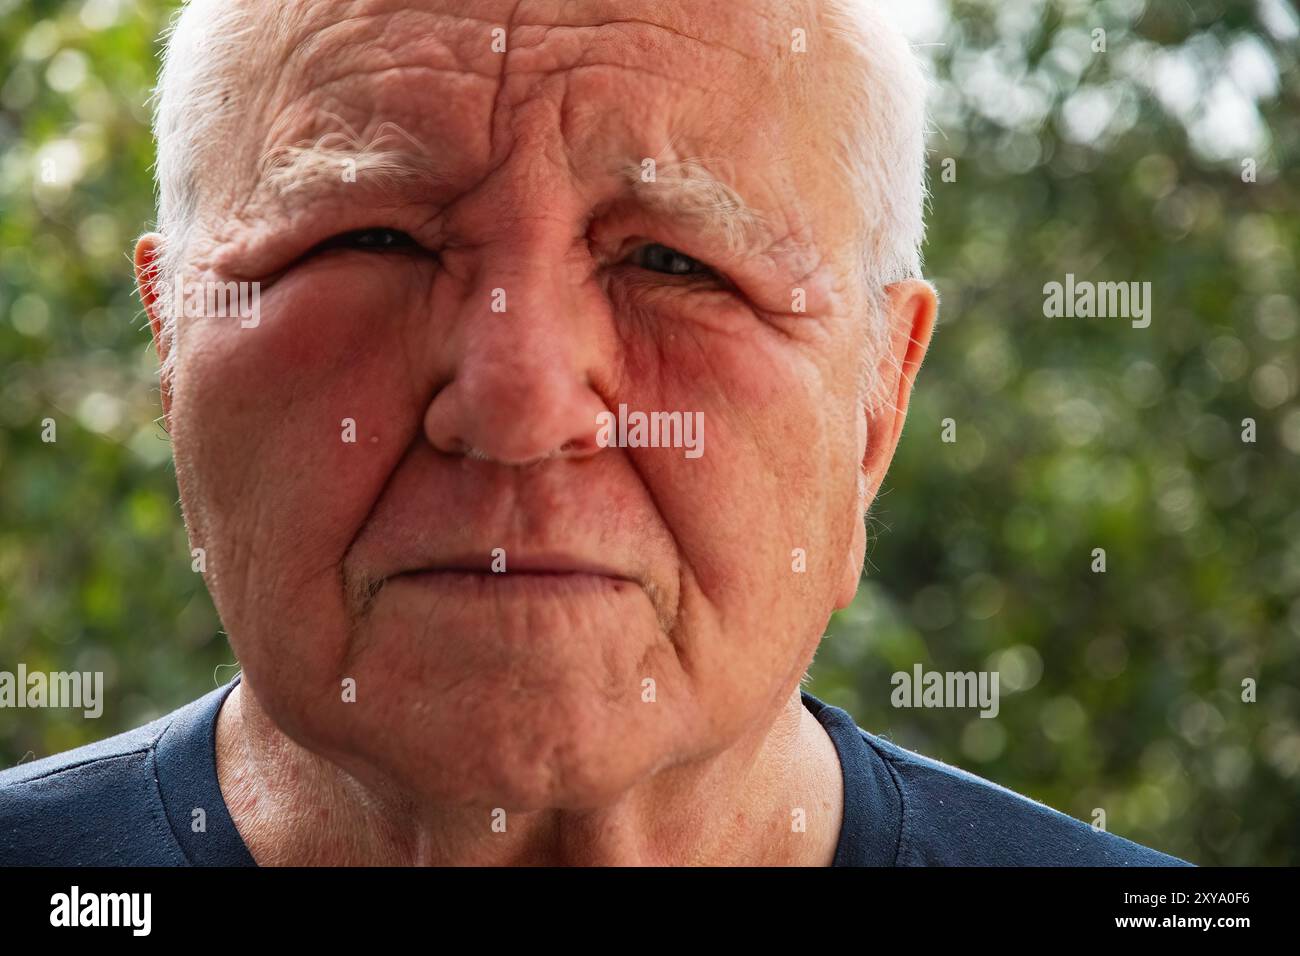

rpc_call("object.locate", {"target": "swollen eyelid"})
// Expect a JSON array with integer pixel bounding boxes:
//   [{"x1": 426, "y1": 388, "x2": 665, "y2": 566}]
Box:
[{"x1": 322, "y1": 228, "x2": 418, "y2": 251}]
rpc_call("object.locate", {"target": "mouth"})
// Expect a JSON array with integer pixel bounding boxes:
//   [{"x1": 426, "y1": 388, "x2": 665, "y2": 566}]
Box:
[
  {"x1": 385, "y1": 570, "x2": 640, "y2": 606},
  {"x1": 360, "y1": 550, "x2": 671, "y2": 630},
  {"x1": 386, "y1": 552, "x2": 642, "y2": 592}
]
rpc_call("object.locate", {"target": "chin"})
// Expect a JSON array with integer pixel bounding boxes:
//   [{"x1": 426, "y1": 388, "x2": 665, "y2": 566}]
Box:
[
  {"x1": 317, "y1": 682, "x2": 682, "y2": 810},
  {"x1": 245, "y1": 617, "x2": 696, "y2": 811}
]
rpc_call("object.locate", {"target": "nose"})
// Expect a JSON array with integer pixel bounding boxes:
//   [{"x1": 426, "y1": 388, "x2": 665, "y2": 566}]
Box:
[{"x1": 422, "y1": 235, "x2": 610, "y2": 466}]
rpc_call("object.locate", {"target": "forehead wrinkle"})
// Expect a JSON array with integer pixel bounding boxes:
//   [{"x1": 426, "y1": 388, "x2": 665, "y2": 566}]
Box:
[
  {"x1": 212, "y1": 3, "x2": 489, "y2": 221},
  {"x1": 273, "y1": 3, "x2": 502, "y2": 77},
  {"x1": 515, "y1": 15, "x2": 767, "y2": 64},
  {"x1": 234, "y1": 0, "x2": 799, "y2": 202},
  {"x1": 213, "y1": 2, "x2": 826, "y2": 255},
  {"x1": 273, "y1": 16, "x2": 500, "y2": 101}
]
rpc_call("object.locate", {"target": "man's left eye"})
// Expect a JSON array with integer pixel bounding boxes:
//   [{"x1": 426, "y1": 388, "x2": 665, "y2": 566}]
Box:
[{"x1": 631, "y1": 243, "x2": 713, "y2": 277}]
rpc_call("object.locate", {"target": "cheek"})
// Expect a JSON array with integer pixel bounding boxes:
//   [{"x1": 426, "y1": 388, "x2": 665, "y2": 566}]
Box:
[
  {"x1": 171, "y1": 265, "x2": 432, "y2": 663},
  {"x1": 613, "y1": 291, "x2": 856, "y2": 647}
]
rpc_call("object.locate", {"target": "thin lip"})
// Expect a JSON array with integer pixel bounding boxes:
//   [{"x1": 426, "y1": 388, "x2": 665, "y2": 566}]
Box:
[{"x1": 390, "y1": 553, "x2": 640, "y2": 585}]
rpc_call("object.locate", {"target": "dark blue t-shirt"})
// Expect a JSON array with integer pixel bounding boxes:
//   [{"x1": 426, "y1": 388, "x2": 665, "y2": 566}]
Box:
[{"x1": 0, "y1": 678, "x2": 1190, "y2": 866}]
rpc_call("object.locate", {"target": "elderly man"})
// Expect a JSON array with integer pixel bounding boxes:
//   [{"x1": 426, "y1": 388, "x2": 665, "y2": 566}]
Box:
[{"x1": 1, "y1": 0, "x2": 1186, "y2": 866}]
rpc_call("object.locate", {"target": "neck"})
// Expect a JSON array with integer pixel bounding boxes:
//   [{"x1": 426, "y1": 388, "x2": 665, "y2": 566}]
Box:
[{"x1": 215, "y1": 679, "x2": 845, "y2": 866}]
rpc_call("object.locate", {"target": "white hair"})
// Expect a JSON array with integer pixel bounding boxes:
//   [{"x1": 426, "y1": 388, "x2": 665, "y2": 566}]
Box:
[
  {"x1": 146, "y1": 0, "x2": 930, "y2": 407},
  {"x1": 820, "y1": 0, "x2": 932, "y2": 410},
  {"x1": 146, "y1": 0, "x2": 291, "y2": 382},
  {"x1": 822, "y1": 0, "x2": 930, "y2": 286}
]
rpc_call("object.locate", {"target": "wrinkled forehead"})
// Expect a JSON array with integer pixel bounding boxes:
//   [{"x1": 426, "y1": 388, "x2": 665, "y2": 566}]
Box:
[
  {"x1": 182, "y1": 0, "x2": 852, "y2": 237},
  {"x1": 251, "y1": 0, "x2": 820, "y2": 130}
]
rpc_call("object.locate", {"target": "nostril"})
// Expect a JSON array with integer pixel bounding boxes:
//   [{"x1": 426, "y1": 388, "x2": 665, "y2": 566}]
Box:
[
  {"x1": 560, "y1": 433, "x2": 604, "y2": 457},
  {"x1": 444, "y1": 437, "x2": 487, "y2": 460}
]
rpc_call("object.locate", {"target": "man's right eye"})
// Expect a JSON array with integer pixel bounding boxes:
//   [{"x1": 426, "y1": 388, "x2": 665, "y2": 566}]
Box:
[{"x1": 317, "y1": 227, "x2": 419, "y2": 252}]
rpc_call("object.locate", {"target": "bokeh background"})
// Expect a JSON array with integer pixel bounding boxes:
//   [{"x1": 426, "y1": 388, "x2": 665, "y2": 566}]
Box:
[{"x1": 1, "y1": 0, "x2": 1297, "y2": 865}]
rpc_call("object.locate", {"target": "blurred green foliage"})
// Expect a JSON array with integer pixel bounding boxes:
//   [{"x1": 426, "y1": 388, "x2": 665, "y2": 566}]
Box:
[{"x1": 1, "y1": 0, "x2": 1297, "y2": 864}]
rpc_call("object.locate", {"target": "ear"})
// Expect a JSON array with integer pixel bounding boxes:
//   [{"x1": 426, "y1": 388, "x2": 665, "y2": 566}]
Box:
[
  {"x1": 835, "y1": 278, "x2": 938, "y2": 609},
  {"x1": 134, "y1": 233, "x2": 173, "y2": 424}
]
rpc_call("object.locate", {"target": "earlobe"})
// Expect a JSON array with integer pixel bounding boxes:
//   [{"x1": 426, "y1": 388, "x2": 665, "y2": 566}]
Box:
[
  {"x1": 133, "y1": 233, "x2": 174, "y2": 420},
  {"x1": 834, "y1": 405, "x2": 871, "y2": 609},
  {"x1": 835, "y1": 505, "x2": 868, "y2": 610}
]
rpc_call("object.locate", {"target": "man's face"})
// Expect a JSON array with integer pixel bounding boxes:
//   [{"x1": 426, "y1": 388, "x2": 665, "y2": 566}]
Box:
[{"x1": 152, "y1": 0, "x2": 893, "y2": 808}]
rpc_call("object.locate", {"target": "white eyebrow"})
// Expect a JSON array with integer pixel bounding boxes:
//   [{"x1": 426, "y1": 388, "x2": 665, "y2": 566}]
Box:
[
  {"x1": 254, "y1": 118, "x2": 775, "y2": 259},
  {"x1": 256, "y1": 114, "x2": 452, "y2": 198},
  {"x1": 616, "y1": 158, "x2": 770, "y2": 259}
]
